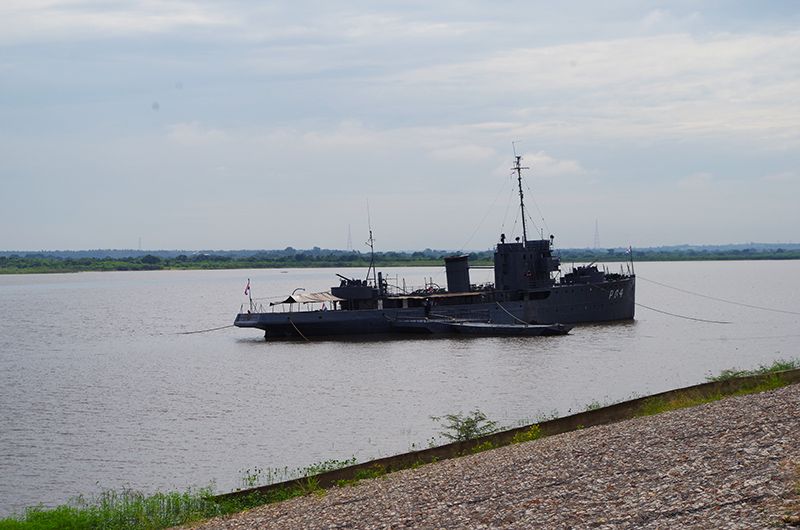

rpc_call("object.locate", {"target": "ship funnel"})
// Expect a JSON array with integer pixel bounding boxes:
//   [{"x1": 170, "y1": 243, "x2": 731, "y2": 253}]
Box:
[{"x1": 444, "y1": 255, "x2": 471, "y2": 293}]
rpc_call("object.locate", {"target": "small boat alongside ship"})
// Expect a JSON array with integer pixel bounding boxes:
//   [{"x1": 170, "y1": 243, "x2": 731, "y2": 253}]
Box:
[
  {"x1": 389, "y1": 318, "x2": 573, "y2": 336},
  {"x1": 234, "y1": 154, "x2": 635, "y2": 339}
]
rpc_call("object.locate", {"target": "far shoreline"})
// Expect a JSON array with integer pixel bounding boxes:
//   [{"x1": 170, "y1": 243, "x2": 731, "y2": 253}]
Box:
[{"x1": 1, "y1": 252, "x2": 799, "y2": 275}]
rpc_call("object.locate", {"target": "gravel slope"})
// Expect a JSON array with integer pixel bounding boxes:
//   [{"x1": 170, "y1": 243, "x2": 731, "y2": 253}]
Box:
[{"x1": 189, "y1": 384, "x2": 800, "y2": 529}]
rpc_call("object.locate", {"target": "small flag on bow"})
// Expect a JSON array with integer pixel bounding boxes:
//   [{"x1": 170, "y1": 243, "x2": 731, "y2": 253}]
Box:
[{"x1": 244, "y1": 279, "x2": 250, "y2": 296}]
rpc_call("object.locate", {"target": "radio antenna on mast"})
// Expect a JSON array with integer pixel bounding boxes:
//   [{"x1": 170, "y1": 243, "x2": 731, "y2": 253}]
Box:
[
  {"x1": 511, "y1": 141, "x2": 530, "y2": 246},
  {"x1": 365, "y1": 200, "x2": 377, "y2": 286},
  {"x1": 594, "y1": 219, "x2": 600, "y2": 249}
]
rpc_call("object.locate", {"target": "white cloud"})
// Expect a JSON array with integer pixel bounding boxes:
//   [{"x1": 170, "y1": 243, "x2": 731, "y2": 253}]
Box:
[
  {"x1": 639, "y1": 9, "x2": 702, "y2": 33},
  {"x1": 761, "y1": 171, "x2": 798, "y2": 183},
  {"x1": 386, "y1": 32, "x2": 800, "y2": 146},
  {"x1": 524, "y1": 151, "x2": 586, "y2": 178},
  {"x1": 300, "y1": 121, "x2": 385, "y2": 151},
  {"x1": 429, "y1": 144, "x2": 495, "y2": 162},
  {"x1": 0, "y1": 0, "x2": 235, "y2": 43},
  {"x1": 677, "y1": 172, "x2": 714, "y2": 191},
  {"x1": 337, "y1": 13, "x2": 478, "y2": 40},
  {"x1": 166, "y1": 122, "x2": 230, "y2": 146}
]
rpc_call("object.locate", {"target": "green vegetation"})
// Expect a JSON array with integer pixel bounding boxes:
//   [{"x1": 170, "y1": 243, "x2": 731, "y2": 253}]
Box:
[
  {"x1": 0, "y1": 458, "x2": 359, "y2": 530},
  {"x1": 235, "y1": 458, "x2": 357, "y2": 490},
  {"x1": 630, "y1": 359, "x2": 799, "y2": 416},
  {"x1": 470, "y1": 440, "x2": 496, "y2": 454},
  {"x1": 638, "y1": 374, "x2": 790, "y2": 417},
  {"x1": 584, "y1": 400, "x2": 605, "y2": 412},
  {"x1": 335, "y1": 464, "x2": 389, "y2": 487},
  {"x1": 2, "y1": 244, "x2": 799, "y2": 274},
  {"x1": 705, "y1": 358, "x2": 800, "y2": 382},
  {"x1": 0, "y1": 250, "x2": 463, "y2": 274},
  {"x1": 431, "y1": 409, "x2": 500, "y2": 442},
  {"x1": 511, "y1": 424, "x2": 543, "y2": 444},
  {"x1": 0, "y1": 487, "x2": 224, "y2": 530},
  {"x1": 560, "y1": 246, "x2": 800, "y2": 263}
]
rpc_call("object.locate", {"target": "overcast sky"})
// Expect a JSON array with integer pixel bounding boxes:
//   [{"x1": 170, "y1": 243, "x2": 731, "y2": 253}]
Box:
[{"x1": 1, "y1": 1, "x2": 799, "y2": 251}]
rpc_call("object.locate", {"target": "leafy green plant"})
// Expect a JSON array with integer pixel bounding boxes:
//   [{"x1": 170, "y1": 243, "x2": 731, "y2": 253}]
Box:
[
  {"x1": 470, "y1": 441, "x2": 495, "y2": 454},
  {"x1": 0, "y1": 487, "x2": 224, "y2": 530},
  {"x1": 511, "y1": 424, "x2": 542, "y2": 444},
  {"x1": 234, "y1": 457, "x2": 357, "y2": 492},
  {"x1": 298, "y1": 477, "x2": 321, "y2": 496},
  {"x1": 354, "y1": 464, "x2": 386, "y2": 480},
  {"x1": 239, "y1": 467, "x2": 266, "y2": 489},
  {"x1": 431, "y1": 409, "x2": 499, "y2": 442},
  {"x1": 534, "y1": 409, "x2": 560, "y2": 423},
  {"x1": 706, "y1": 358, "x2": 800, "y2": 382},
  {"x1": 302, "y1": 457, "x2": 357, "y2": 476},
  {"x1": 584, "y1": 400, "x2": 604, "y2": 411},
  {"x1": 409, "y1": 460, "x2": 426, "y2": 470},
  {"x1": 639, "y1": 374, "x2": 790, "y2": 417},
  {"x1": 335, "y1": 464, "x2": 388, "y2": 487}
]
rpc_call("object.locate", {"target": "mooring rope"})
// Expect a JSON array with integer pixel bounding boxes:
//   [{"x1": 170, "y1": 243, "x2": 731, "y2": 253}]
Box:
[
  {"x1": 634, "y1": 302, "x2": 731, "y2": 324},
  {"x1": 495, "y1": 302, "x2": 530, "y2": 325},
  {"x1": 589, "y1": 281, "x2": 731, "y2": 324},
  {"x1": 176, "y1": 324, "x2": 235, "y2": 335},
  {"x1": 638, "y1": 275, "x2": 800, "y2": 316},
  {"x1": 288, "y1": 318, "x2": 311, "y2": 342}
]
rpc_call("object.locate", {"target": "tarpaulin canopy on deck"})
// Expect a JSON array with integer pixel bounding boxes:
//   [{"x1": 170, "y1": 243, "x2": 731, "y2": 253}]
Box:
[{"x1": 270, "y1": 292, "x2": 344, "y2": 306}]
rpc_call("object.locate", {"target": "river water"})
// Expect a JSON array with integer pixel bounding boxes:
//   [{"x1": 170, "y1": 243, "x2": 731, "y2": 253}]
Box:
[{"x1": 1, "y1": 261, "x2": 799, "y2": 515}]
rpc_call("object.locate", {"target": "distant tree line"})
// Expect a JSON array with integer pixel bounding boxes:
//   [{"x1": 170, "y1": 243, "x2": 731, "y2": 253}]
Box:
[
  {"x1": 0, "y1": 250, "x2": 477, "y2": 274},
  {"x1": 558, "y1": 247, "x2": 800, "y2": 263},
  {"x1": 1, "y1": 246, "x2": 799, "y2": 274}
]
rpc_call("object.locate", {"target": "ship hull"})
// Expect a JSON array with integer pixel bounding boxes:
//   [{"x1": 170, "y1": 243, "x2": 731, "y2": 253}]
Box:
[{"x1": 234, "y1": 276, "x2": 635, "y2": 339}]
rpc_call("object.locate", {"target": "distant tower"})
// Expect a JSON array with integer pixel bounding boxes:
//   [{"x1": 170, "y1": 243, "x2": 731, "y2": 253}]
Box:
[
  {"x1": 346, "y1": 224, "x2": 353, "y2": 251},
  {"x1": 593, "y1": 219, "x2": 600, "y2": 249}
]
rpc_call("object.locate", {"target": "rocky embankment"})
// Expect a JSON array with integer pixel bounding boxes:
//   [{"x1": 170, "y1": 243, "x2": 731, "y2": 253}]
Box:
[{"x1": 190, "y1": 384, "x2": 800, "y2": 529}]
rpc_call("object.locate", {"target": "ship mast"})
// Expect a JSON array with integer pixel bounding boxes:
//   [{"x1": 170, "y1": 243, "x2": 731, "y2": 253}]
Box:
[
  {"x1": 364, "y1": 200, "x2": 378, "y2": 286},
  {"x1": 512, "y1": 154, "x2": 530, "y2": 246},
  {"x1": 365, "y1": 228, "x2": 377, "y2": 286}
]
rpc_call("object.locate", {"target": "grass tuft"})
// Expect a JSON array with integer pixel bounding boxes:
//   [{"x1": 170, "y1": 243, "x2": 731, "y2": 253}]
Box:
[
  {"x1": 470, "y1": 441, "x2": 495, "y2": 454},
  {"x1": 639, "y1": 374, "x2": 790, "y2": 416},
  {"x1": 0, "y1": 487, "x2": 224, "y2": 530},
  {"x1": 511, "y1": 425, "x2": 543, "y2": 444},
  {"x1": 706, "y1": 358, "x2": 800, "y2": 382}
]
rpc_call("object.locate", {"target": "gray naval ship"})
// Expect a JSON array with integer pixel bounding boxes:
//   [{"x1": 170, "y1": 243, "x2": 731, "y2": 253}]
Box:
[{"x1": 235, "y1": 156, "x2": 635, "y2": 339}]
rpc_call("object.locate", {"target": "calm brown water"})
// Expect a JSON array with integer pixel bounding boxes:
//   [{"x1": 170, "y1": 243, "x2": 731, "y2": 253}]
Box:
[{"x1": 1, "y1": 262, "x2": 799, "y2": 515}]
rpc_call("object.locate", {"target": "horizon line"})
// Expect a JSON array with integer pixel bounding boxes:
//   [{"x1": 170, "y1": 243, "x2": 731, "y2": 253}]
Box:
[{"x1": 2, "y1": 242, "x2": 799, "y2": 254}]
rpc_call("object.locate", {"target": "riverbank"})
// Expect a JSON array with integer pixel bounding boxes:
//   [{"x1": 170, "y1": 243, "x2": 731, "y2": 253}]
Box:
[
  {"x1": 188, "y1": 383, "x2": 800, "y2": 529},
  {"x1": 2, "y1": 370, "x2": 797, "y2": 528},
  {"x1": 2, "y1": 248, "x2": 799, "y2": 274}
]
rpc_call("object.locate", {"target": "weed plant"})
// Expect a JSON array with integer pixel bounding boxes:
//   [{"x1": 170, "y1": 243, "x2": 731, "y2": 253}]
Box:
[
  {"x1": 0, "y1": 487, "x2": 224, "y2": 530},
  {"x1": 584, "y1": 400, "x2": 604, "y2": 411},
  {"x1": 0, "y1": 457, "x2": 360, "y2": 530},
  {"x1": 706, "y1": 358, "x2": 800, "y2": 382},
  {"x1": 236, "y1": 457, "x2": 357, "y2": 490},
  {"x1": 431, "y1": 409, "x2": 499, "y2": 442},
  {"x1": 639, "y1": 374, "x2": 789, "y2": 416},
  {"x1": 470, "y1": 441, "x2": 496, "y2": 454},
  {"x1": 511, "y1": 425, "x2": 543, "y2": 444}
]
